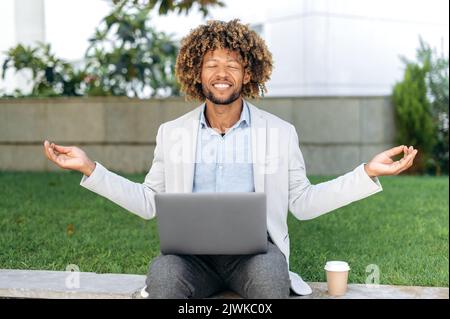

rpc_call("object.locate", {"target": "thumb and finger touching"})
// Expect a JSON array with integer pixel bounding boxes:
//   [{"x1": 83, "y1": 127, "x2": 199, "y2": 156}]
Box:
[
  {"x1": 53, "y1": 144, "x2": 72, "y2": 154},
  {"x1": 385, "y1": 145, "x2": 405, "y2": 158},
  {"x1": 43, "y1": 140, "x2": 73, "y2": 167}
]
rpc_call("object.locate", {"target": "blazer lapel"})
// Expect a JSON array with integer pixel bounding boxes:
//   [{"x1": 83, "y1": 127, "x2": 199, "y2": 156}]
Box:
[
  {"x1": 182, "y1": 104, "x2": 203, "y2": 193},
  {"x1": 247, "y1": 101, "x2": 267, "y2": 193}
]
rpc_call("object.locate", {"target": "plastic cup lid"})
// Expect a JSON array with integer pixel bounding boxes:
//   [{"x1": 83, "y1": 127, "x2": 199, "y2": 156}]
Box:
[{"x1": 324, "y1": 261, "x2": 350, "y2": 271}]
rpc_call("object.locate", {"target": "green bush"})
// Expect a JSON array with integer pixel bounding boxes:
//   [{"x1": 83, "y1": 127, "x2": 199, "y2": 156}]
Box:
[
  {"x1": 422, "y1": 42, "x2": 449, "y2": 175},
  {"x1": 1, "y1": 43, "x2": 86, "y2": 97},
  {"x1": 393, "y1": 38, "x2": 449, "y2": 175},
  {"x1": 84, "y1": 4, "x2": 179, "y2": 97}
]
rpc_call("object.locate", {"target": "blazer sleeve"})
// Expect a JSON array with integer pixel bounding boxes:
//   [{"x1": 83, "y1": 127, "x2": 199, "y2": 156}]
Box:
[
  {"x1": 79, "y1": 124, "x2": 166, "y2": 220},
  {"x1": 288, "y1": 125, "x2": 383, "y2": 221}
]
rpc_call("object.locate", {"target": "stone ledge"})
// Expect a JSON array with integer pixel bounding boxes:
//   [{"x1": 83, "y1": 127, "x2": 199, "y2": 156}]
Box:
[{"x1": 0, "y1": 269, "x2": 448, "y2": 299}]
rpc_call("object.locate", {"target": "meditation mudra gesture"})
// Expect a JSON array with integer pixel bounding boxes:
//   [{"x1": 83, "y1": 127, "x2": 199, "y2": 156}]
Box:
[{"x1": 44, "y1": 19, "x2": 417, "y2": 299}]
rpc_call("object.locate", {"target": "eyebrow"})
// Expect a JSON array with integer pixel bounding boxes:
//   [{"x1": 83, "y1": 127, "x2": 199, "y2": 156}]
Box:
[{"x1": 204, "y1": 57, "x2": 240, "y2": 63}]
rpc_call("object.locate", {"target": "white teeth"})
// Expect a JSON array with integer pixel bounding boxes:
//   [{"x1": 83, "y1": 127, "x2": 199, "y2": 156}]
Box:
[{"x1": 214, "y1": 84, "x2": 230, "y2": 88}]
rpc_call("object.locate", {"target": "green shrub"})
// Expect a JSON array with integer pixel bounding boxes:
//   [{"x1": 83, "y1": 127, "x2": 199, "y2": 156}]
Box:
[
  {"x1": 84, "y1": 4, "x2": 179, "y2": 97},
  {"x1": 421, "y1": 41, "x2": 449, "y2": 175},
  {"x1": 1, "y1": 43, "x2": 86, "y2": 97},
  {"x1": 393, "y1": 38, "x2": 449, "y2": 175}
]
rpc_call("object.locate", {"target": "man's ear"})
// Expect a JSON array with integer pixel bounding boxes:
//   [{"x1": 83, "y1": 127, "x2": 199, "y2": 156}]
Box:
[{"x1": 243, "y1": 72, "x2": 251, "y2": 85}]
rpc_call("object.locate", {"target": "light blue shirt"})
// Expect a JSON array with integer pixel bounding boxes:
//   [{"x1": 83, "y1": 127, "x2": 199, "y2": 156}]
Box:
[{"x1": 192, "y1": 101, "x2": 254, "y2": 193}]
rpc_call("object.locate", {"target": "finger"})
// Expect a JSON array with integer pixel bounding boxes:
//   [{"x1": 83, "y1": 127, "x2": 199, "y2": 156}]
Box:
[
  {"x1": 389, "y1": 153, "x2": 411, "y2": 174},
  {"x1": 46, "y1": 145, "x2": 58, "y2": 163},
  {"x1": 51, "y1": 143, "x2": 61, "y2": 156},
  {"x1": 398, "y1": 149, "x2": 418, "y2": 174},
  {"x1": 409, "y1": 145, "x2": 417, "y2": 156},
  {"x1": 53, "y1": 144, "x2": 72, "y2": 154},
  {"x1": 402, "y1": 145, "x2": 408, "y2": 159},
  {"x1": 407, "y1": 148, "x2": 418, "y2": 161},
  {"x1": 399, "y1": 150, "x2": 415, "y2": 167},
  {"x1": 391, "y1": 159, "x2": 405, "y2": 174},
  {"x1": 396, "y1": 149, "x2": 417, "y2": 174},
  {"x1": 403, "y1": 145, "x2": 413, "y2": 159},
  {"x1": 43, "y1": 141, "x2": 51, "y2": 160},
  {"x1": 407, "y1": 146, "x2": 414, "y2": 156},
  {"x1": 385, "y1": 145, "x2": 406, "y2": 158},
  {"x1": 44, "y1": 141, "x2": 56, "y2": 161}
]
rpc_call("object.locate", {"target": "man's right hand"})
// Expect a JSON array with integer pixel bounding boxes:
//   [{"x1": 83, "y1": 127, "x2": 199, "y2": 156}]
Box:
[{"x1": 43, "y1": 140, "x2": 96, "y2": 176}]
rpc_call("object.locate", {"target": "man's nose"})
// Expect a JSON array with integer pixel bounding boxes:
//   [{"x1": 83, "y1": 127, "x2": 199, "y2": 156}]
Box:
[{"x1": 215, "y1": 65, "x2": 228, "y2": 77}]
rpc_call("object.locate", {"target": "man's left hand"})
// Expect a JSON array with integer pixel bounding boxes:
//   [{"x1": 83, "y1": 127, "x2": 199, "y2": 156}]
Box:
[{"x1": 364, "y1": 145, "x2": 418, "y2": 177}]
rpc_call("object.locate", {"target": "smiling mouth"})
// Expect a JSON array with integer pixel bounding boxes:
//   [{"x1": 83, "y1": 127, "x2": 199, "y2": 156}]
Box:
[{"x1": 213, "y1": 83, "x2": 232, "y2": 91}]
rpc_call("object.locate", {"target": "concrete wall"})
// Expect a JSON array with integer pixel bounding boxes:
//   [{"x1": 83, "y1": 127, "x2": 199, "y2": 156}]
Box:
[{"x1": 0, "y1": 96, "x2": 395, "y2": 175}]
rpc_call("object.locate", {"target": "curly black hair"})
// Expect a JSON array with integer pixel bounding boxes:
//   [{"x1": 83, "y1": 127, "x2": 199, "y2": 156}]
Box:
[{"x1": 175, "y1": 19, "x2": 273, "y2": 100}]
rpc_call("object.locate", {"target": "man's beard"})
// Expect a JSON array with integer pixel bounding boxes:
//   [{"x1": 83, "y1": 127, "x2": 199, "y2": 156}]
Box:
[{"x1": 202, "y1": 84, "x2": 242, "y2": 105}]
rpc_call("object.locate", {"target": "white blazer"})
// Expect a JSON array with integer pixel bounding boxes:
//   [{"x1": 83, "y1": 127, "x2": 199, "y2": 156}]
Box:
[{"x1": 80, "y1": 101, "x2": 383, "y2": 295}]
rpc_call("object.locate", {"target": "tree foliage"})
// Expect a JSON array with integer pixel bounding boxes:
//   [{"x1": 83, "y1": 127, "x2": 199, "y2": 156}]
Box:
[
  {"x1": 393, "y1": 37, "x2": 449, "y2": 175},
  {"x1": 2, "y1": 43, "x2": 86, "y2": 97},
  {"x1": 111, "y1": 0, "x2": 224, "y2": 17},
  {"x1": 84, "y1": 3, "x2": 179, "y2": 97}
]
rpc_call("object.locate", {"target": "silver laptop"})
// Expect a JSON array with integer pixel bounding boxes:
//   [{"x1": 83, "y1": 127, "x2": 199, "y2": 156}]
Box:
[{"x1": 155, "y1": 192, "x2": 267, "y2": 255}]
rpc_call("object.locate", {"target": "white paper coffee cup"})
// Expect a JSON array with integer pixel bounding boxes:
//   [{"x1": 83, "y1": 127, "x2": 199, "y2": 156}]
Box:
[{"x1": 324, "y1": 261, "x2": 350, "y2": 296}]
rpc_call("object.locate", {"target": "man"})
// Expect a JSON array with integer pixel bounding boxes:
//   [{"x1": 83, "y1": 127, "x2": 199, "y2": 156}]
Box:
[{"x1": 43, "y1": 20, "x2": 417, "y2": 298}]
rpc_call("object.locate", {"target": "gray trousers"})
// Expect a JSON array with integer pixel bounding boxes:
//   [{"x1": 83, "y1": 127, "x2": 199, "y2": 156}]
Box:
[{"x1": 145, "y1": 240, "x2": 291, "y2": 299}]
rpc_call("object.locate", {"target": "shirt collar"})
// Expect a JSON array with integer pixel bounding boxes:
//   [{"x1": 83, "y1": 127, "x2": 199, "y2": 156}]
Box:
[{"x1": 199, "y1": 100, "x2": 251, "y2": 129}]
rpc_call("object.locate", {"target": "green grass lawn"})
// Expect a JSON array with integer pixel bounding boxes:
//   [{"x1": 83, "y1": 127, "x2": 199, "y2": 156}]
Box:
[{"x1": 0, "y1": 171, "x2": 448, "y2": 287}]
